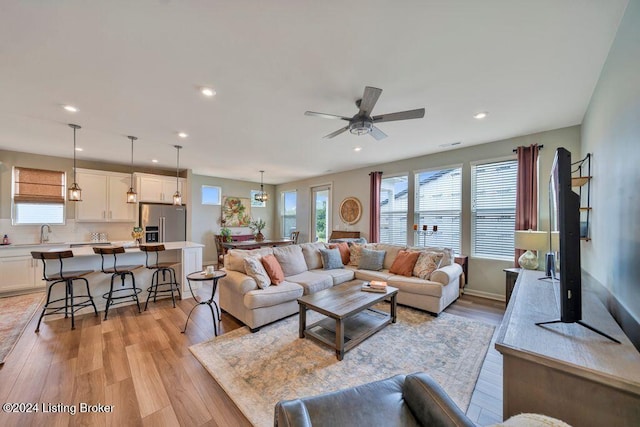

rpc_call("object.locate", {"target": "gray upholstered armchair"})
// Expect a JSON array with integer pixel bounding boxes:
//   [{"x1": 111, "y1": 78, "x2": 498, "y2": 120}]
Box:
[{"x1": 274, "y1": 372, "x2": 475, "y2": 427}]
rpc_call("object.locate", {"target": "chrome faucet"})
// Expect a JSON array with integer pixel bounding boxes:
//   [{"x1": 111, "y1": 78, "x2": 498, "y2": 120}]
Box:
[{"x1": 40, "y1": 224, "x2": 51, "y2": 244}]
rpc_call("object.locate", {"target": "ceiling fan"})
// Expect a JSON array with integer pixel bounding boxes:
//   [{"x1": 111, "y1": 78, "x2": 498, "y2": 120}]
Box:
[{"x1": 305, "y1": 86, "x2": 425, "y2": 140}]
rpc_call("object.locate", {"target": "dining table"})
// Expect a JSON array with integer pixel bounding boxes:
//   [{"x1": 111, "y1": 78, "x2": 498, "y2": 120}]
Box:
[{"x1": 221, "y1": 238, "x2": 294, "y2": 250}]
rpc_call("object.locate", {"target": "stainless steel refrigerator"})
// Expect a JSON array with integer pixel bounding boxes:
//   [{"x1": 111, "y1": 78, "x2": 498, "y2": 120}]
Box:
[{"x1": 139, "y1": 203, "x2": 186, "y2": 243}]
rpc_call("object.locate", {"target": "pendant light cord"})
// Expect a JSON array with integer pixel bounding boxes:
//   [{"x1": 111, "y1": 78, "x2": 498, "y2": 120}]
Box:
[{"x1": 72, "y1": 126, "x2": 77, "y2": 183}]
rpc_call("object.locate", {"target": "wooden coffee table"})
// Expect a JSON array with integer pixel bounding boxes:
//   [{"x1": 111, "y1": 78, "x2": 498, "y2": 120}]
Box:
[{"x1": 297, "y1": 281, "x2": 398, "y2": 360}]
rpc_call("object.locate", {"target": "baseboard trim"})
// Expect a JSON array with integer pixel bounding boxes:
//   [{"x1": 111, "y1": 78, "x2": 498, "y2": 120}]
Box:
[{"x1": 463, "y1": 288, "x2": 505, "y2": 302}]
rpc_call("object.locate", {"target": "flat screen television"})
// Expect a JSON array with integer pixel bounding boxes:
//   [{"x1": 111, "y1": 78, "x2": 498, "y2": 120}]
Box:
[{"x1": 537, "y1": 147, "x2": 619, "y2": 343}]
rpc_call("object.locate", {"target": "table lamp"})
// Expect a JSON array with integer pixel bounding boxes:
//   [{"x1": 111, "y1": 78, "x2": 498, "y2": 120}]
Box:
[{"x1": 514, "y1": 230, "x2": 548, "y2": 270}]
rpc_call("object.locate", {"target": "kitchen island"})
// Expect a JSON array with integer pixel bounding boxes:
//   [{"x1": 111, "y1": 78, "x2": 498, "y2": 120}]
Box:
[{"x1": 1, "y1": 241, "x2": 204, "y2": 318}]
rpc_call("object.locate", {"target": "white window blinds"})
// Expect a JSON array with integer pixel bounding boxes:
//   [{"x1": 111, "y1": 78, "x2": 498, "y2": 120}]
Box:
[
  {"x1": 380, "y1": 175, "x2": 408, "y2": 245},
  {"x1": 471, "y1": 159, "x2": 518, "y2": 259},
  {"x1": 414, "y1": 167, "x2": 462, "y2": 253}
]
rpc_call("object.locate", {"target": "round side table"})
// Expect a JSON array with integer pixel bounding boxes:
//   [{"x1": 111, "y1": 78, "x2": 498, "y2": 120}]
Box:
[{"x1": 182, "y1": 269, "x2": 226, "y2": 336}]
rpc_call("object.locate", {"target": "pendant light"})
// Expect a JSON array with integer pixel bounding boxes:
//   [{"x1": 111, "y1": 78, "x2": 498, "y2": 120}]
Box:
[
  {"x1": 173, "y1": 145, "x2": 182, "y2": 206},
  {"x1": 67, "y1": 124, "x2": 82, "y2": 201},
  {"x1": 126, "y1": 136, "x2": 138, "y2": 203},
  {"x1": 254, "y1": 170, "x2": 269, "y2": 203}
]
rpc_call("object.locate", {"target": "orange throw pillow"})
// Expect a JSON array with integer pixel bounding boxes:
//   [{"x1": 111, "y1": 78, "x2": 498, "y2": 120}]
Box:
[
  {"x1": 329, "y1": 242, "x2": 350, "y2": 265},
  {"x1": 389, "y1": 250, "x2": 420, "y2": 277},
  {"x1": 261, "y1": 254, "x2": 285, "y2": 285}
]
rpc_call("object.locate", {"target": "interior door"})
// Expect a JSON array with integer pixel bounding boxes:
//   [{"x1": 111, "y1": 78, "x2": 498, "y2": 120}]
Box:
[{"x1": 311, "y1": 185, "x2": 331, "y2": 243}]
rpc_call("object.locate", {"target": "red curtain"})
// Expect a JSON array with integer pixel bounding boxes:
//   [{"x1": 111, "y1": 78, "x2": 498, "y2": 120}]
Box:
[
  {"x1": 515, "y1": 144, "x2": 540, "y2": 266},
  {"x1": 369, "y1": 171, "x2": 383, "y2": 243}
]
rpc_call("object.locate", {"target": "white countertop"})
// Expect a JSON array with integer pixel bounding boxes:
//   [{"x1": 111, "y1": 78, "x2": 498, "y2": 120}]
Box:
[{"x1": 0, "y1": 241, "x2": 204, "y2": 255}]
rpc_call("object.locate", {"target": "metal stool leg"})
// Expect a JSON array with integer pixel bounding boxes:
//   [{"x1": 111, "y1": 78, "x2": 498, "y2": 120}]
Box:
[
  {"x1": 104, "y1": 275, "x2": 116, "y2": 320},
  {"x1": 35, "y1": 281, "x2": 57, "y2": 333},
  {"x1": 68, "y1": 279, "x2": 75, "y2": 330},
  {"x1": 84, "y1": 278, "x2": 98, "y2": 316},
  {"x1": 130, "y1": 272, "x2": 141, "y2": 313}
]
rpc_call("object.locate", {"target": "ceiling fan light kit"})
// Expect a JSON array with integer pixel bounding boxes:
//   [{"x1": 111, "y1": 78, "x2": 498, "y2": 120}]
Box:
[{"x1": 305, "y1": 86, "x2": 425, "y2": 141}]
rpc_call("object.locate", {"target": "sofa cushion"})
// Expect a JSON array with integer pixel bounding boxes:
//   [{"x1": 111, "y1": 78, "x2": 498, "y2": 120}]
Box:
[
  {"x1": 311, "y1": 268, "x2": 355, "y2": 285},
  {"x1": 387, "y1": 275, "x2": 444, "y2": 298},
  {"x1": 300, "y1": 242, "x2": 326, "y2": 270},
  {"x1": 274, "y1": 245, "x2": 308, "y2": 276},
  {"x1": 373, "y1": 243, "x2": 408, "y2": 270},
  {"x1": 285, "y1": 271, "x2": 333, "y2": 294},
  {"x1": 412, "y1": 251, "x2": 444, "y2": 280},
  {"x1": 226, "y1": 247, "x2": 274, "y2": 273},
  {"x1": 328, "y1": 242, "x2": 350, "y2": 265},
  {"x1": 409, "y1": 246, "x2": 454, "y2": 266},
  {"x1": 358, "y1": 248, "x2": 386, "y2": 271},
  {"x1": 261, "y1": 254, "x2": 285, "y2": 285},
  {"x1": 243, "y1": 281, "x2": 304, "y2": 310},
  {"x1": 355, "y1": 269, "x2": 393, "y2": 282},
  {"x1": 319, "y1": 248, "x2": 344, "y2": 270},
  {"x1": 389, "y1": 250, "x2": 420, "y2": 277},
  {"x1": 243, "y1": 257, "x2": 271, "y2": 289},
  {"x1": 348, "y1": 243, "x2": 375, "y2": 266}
]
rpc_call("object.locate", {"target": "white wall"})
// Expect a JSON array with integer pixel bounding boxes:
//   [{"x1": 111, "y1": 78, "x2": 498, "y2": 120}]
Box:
[
  {"x1": 276, "y1": 126, "x2": 581, "y2": 299},
  {"x1": 581, "y1": 0, "x2": 640, "y2": 327}
]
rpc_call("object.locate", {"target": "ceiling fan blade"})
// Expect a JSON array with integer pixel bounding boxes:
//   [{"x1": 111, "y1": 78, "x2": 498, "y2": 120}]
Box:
[
  {"x1": 369, "y1": 126, "x2": 388, "y2": 141},
  {"x1": 373, "y1": 108, "x2": 425, "y2": 123},
  {"x1": 305, "y1": 111, "x2": 351, "y2": 121},
  {"x1": 323, "y1": 126, "x2": 349, "y2": 139},
  {"x1": 358, "y1": 86, "x2": 383, "y2": 116}
]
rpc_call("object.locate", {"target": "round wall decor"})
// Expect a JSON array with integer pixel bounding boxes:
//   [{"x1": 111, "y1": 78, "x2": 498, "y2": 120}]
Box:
[{"x1": 339, "y1": 197, "x2": 362, "y2": 225}]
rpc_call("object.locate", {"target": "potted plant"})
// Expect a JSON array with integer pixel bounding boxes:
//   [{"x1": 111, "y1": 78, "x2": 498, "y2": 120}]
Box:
[
  {"x1": 220, "y1": 227, "x2": 232, "y2": 243},
  {"x1": 249, "y1": 218, "x2": 266, "y2": 242}
]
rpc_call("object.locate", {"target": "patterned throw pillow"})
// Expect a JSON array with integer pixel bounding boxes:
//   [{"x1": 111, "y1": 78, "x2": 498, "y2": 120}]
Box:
[
  {"x1": 260, "y1": 254, "x2": 285, "y2": 285},
  {"x1": 358, "y1": 248, "x2": 386, "y2": 271},
  {"x1": 243, "y1": 257, "x2": 271, "y2": 289},
  {"x1": 412, "y1": 251, "x2": 444, "y2": 280},
  {"x1": 389, "y1": 250, "x2": 420, "y2": 277},
  {"x1": 329, "y1": 242, "x2": 350, "y2": 265},
  {"x1": 319, "y1": 248, "x2": 344, "y2": 270}
]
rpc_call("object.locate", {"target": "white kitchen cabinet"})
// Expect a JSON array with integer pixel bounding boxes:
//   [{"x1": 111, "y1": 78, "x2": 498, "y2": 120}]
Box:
[
  {"x1": 0, "y1": 255, "x2": 44, "y2": 294},
  {"x1": 136, "y1": 173, "x2": 187, "y2": 204},
  {"x1": 76, "y1": 169, "x2": 136, "y2": 222}
]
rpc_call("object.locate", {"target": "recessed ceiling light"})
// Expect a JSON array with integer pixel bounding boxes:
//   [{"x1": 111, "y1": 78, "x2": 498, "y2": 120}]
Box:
[
  {"x1": 178, "y1": 132, "x2": 188, "y2": 138},
  {"x1": 353, "y1": 147, "x2": 362, "y2": 152},
  {"x1": 438, "y1": 141, "x2": 462, "y2": 148},
  {"x1": 75, "y1": 147, "x2": 83, "y2": 151},
  {"x1": 152, "y1": 159, "x2": 159, "y2": 163},
  {"x1": 63, "y1": 105, "x2": 78, "y2": 113},
  {"x1": 201, "y1": 87, "x2": 216, "y2": 97},
  {"x1": 473, "y1": 111, "x2": 488, "y2": 119}
]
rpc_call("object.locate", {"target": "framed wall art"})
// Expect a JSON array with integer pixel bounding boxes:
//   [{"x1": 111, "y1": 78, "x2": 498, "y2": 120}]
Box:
[{"x1": 222, "y1": 196, "x2": 251, "y2": 227}]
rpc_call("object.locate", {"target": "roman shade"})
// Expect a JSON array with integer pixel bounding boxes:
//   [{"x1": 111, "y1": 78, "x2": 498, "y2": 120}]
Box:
[{"x1": 13, "y1": 167, "x2": 65, "y2": 203}]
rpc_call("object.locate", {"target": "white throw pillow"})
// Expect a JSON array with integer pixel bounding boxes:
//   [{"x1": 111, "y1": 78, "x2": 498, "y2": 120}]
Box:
[{"x1": 243, "y1": 257, "x2": 271, "y2": 289}]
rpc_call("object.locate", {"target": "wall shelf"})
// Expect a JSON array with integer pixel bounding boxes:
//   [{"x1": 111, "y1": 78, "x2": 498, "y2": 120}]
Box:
[{"x1": 572, "y1": 154, "x2": 591, "y2": 241}]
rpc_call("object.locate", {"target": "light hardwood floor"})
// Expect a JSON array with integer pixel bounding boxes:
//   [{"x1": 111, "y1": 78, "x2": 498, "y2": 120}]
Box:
[{"x1": 0, "y1": 288, "x2": 504, "y2": 427}]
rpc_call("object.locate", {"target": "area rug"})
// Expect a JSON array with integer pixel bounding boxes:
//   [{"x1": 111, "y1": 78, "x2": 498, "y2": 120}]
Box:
[
  {"x1": 0, "y1": 292, "x2": 44, "y2": 365},
  {"x1": 190, "y1": 305, "x2": 494, "y2": 427}
]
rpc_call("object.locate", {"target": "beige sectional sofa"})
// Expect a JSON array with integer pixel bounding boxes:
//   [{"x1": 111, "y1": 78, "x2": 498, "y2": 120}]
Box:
[{"x1": 219, "y1": 242, "x2": 462, "y2": 331}]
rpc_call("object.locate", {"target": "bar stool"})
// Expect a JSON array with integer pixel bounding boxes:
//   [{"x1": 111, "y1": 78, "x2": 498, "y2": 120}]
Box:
[
  {"x1": 139, "y1": 244, "x2": 181, "y2": 309},
  {"x1": 31, "y1": 250, "x2": 98, "y2": 331},
  {"x1": 93, "y1": 246, "x2": 143, "y2": 320}
]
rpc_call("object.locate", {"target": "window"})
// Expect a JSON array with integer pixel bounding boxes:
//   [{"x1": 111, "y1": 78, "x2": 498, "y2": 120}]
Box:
[
  {"x1": 414, "y1": 167, "x2": 462, "y2": 253},
  {"x1": 281, "y1": 190, "x2": 297, "y2": 237},
  {"x1": 311, "y1": 185, "x2": 330, "y2": 242},
  {"x1": 380, "y1": 175, "x2": 408, "y2": 245},
  {"x1": 471, "y1": 159, "x2": 518, "y2": 259},
  {"x1": 12, "y1": 167, "x2": 65, "y2": 225},
  {"x1": 201, "y1": 185, "x2": 221, "y2": 205}
]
